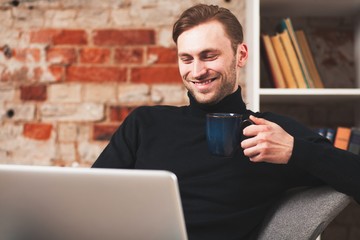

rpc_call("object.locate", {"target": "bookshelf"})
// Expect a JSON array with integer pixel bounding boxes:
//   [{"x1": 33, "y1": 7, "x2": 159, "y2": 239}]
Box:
[
  {"x1": 244, "y1": 0, "x2": 360, "y2": 127},
  {"x1": 259, "y1": 88, "x2": 360, "y2": 103}
]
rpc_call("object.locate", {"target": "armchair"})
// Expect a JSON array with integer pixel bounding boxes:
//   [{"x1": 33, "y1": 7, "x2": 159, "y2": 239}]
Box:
[{"x1": 257, "y1": 186, "x2": 351, "y2": 240}]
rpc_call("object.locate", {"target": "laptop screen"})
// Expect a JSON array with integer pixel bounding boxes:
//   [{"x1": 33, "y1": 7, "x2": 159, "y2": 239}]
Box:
[{"x1": 0, "y1": 165, "x2": 188, "y2": 240}]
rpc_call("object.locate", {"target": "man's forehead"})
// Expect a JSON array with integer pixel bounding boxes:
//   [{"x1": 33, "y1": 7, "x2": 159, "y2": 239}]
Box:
[
  {"x1": 176, "y1": 21, "x2": 232, "y2": 54},
  {"x1": 178, "y1": 21, "x2": 226, "y2": 41}
]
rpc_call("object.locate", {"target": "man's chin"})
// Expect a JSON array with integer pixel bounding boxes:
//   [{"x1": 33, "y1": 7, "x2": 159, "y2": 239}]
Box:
[{"x1": 192, "y1": 93, "x2": 218, "y2": 105}]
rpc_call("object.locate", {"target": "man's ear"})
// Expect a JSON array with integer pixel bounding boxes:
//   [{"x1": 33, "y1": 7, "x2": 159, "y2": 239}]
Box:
[{"x1": 236, "y1": 43, "x2": 248, "y2": 67}]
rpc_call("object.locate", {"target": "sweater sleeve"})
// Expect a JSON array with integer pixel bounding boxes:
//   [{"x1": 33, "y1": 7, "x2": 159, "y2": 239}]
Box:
[
  {"x1": 289, "y1": 137, "x2": 360, "y2": 203},
  {"x1": 257, "y1": 111, "x2": 360, "y2": 203},
  {"x1": 92, "y1": 110, "x2": 140, "y2": 169}
]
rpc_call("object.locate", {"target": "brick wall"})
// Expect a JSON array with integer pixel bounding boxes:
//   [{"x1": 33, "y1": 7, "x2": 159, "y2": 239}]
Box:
[{"x1": 0, "y1": 0, "x2": 246, "y2": 167}]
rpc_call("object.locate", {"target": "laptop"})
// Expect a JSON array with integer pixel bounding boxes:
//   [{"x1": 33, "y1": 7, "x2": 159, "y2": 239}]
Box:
[{"x1": 0, "y1": 164, "x2": 188, "y2": 240}]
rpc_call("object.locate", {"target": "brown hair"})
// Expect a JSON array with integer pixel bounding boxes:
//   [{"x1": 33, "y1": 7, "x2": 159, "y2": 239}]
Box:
[{"x1": 172, "y1": 4, "x2": 244, "y2": 53}]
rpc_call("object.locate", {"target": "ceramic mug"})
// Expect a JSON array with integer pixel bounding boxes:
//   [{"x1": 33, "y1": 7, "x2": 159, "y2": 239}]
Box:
[{"x1": 206, "y1": 113, "x2": 253, "y2": 157}]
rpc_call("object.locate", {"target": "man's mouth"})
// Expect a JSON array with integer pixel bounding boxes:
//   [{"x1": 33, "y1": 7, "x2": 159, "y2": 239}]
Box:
[{"x1": 192, "y1": 78, "x2": 216, "y2": 85}]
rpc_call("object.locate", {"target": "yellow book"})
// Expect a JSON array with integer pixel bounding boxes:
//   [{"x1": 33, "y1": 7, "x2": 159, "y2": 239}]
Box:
[
  {"x1": 270, "y1": 34, "x2": 297, "y2": 88},
  {"x1": 295, "y1": 30, "x2": 325, "y2": 88},
  {"x1": 261, "y1": 34, "x2": 287, "y2": 88},
  {"x1": 279, "y1": 30, "x2": 307, "y2": 88},
  {"x1": 282, "y1": 18, "x2": 315, "y2": 88}
]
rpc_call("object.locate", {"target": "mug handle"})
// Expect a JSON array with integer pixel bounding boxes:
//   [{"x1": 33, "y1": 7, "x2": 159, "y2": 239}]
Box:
[{"x1": 241, "y1": 119, "x2": 255, "y2": 141}]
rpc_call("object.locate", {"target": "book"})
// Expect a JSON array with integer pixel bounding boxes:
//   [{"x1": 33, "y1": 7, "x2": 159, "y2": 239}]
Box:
[
  {"x1": 325, "y1": 128, "x2": 336, "y2": 143},
  {"x1": 315, "y1": 128, "x2": 335, "y2": 142},
  {"x1": 334, "y1": 127, "x2": 352, "y2": 150},
  {"x1": 280, "y1": 18, "x2": 315, "y2": 88},
  {"x1": 278, "y1": 29, "x2": 308, "y2": 88},
  {"x1": 270, "y1": 34, "x2": 298, "y2": 88},
  {"x1": 295, "y1": 30, "x2": 325, "y2": 88},
  {"x1": 348, "y1": 127, "x2": 360, "y2": 155},
  {"x1": 316, "y1": 128, "x2": 327, "y2": 137},
  {"x1": 261, "y1": 34, "x2": 287, "y2": 88}
]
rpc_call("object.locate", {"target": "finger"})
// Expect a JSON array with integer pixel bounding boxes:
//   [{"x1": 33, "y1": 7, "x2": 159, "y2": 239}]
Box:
[
  {"x1": 243, "y1": 145, "x2": 260, "y2": 160},
  {"x1": 240, "y1": 135, "x2": 257, "y2": 149},
  {"x1": 242, "y1": 124, "x2": 257, "y2": 137},
  {"x1": 241, "y1": 136, "x2": 258, "y2": 157},
  {"x1": 243, "y1": 124, "x2": 270, "y2": 137},
  {"x1": 248, "y1": 153, "x2": 263, "y2": 162},
  {"x1": 244, "y1": 143, "x2": 267, "y2": 162},
  {"x1": 249, "y1": 115, "x2": 273, "y2": 126}
]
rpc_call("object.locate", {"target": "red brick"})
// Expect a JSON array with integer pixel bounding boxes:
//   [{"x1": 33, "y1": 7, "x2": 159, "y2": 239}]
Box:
[
  {"x1": 53, "y1": 30, "x2": 88, "y2": 45},
  {"x1": 93, "y1": 29, "x2": 155, "y2": 46},
  {"x1": 46, "y1": 47, "x2": 77, "y2": 64},
  {"x1": 147, "y1": 47, "x2": 178, "y2": 64},
  {"x1": 93, "y1": 124, "x2": 118, "y2": 141},
  {"x1": 13, "y1": 48, "x2": 41, "y2": 62},
  {"x1": 109, "y1": 106, "x2": 135, "y2": 122},
  {"x1": 23, "y1": 123, "x2": 53, "y2": 140},
  {"x1": 48, "y1": 65, "x2": 64, "y2": 81},
  {"x1": 131, "y1": 66, "x2": 181, "y2": 83},
  {"x1": 30, "y1": 29, "x2": 87, "y2": 45},
  {"x1": 66, "y1": 66, "x2": 127, "y2": 82},
  {"x1": 80, "y1": 48, "x2": 110, "y2": 64},
  {"x1": 33, "y1": 67, "x2": 43, "y2": 81},
  {"x1": 30, "y1": 29, "x2": 61, "y2": 44},
  {"x1": 3, "y1": 66, "x2": 28, "y2": 82},
  {"x1": 114, "y1": 47, "x2": 143, "y2": 64},
  {"x1": 20, "y1": 85, "x2": 47, "y2": 101}
]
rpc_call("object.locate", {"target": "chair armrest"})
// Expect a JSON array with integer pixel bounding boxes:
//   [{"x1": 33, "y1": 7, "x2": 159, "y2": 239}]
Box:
[{"x1": 257, "y1": 186, "x2": 351, "y2": 240}]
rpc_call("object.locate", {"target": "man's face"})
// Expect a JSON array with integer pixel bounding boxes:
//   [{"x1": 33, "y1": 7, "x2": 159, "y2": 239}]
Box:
[{"x1": 177, "y1": 20, "x2": 247, "y2": 105}]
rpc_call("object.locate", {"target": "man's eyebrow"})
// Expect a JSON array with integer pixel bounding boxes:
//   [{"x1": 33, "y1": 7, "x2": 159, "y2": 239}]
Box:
[
  {"x1": 178, "y1": 48, "x2": 221, "y2": 57},
  {"x1": 178, "y1": 52, "x2": 191, "y2": 57},
  {"x1": 200, "y1": 49, "x2": 221, "y2": 55}
]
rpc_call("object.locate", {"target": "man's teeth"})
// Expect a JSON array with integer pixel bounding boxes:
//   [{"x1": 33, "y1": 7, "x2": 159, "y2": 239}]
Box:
[{"x1": 194, "y1": 79, "x2": 213, "y2": 85}]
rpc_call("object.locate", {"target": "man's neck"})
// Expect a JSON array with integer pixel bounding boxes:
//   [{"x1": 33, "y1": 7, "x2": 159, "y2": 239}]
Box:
[{"x1": 188, "y1": 86, "x2": 247, "y2": 115}]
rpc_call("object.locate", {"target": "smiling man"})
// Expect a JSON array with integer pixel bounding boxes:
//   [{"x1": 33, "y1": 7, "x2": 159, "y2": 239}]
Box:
[
  {"x1": 93, "y1": 4, "x2": 360, "y2": 240},
  {"x1": 176, "y1": 20, "x2": 246, "y2": 105}
]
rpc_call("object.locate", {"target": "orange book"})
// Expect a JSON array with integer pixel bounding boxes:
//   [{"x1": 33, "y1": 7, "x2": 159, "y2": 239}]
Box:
[
  {"x1": 261, "y1": 34, "x2": 287, "y2": 88},
  {"x1": 270, "y1": 34, "x2": 297, "y2": 88},
  {"x1": 278, "y1": 30, "x2": 307, "y2": 88},
  {"x1": 295, "y1": 30, "x2": 325, "y2": 88},
  {"x1": 334, "y1": 127, "x2": 352, "y2": 150}
]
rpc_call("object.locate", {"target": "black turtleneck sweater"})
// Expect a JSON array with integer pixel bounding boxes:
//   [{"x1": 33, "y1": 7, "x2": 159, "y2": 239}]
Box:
[{"x1": 92, "y1": 88, "x2": 360, "y2": 240}]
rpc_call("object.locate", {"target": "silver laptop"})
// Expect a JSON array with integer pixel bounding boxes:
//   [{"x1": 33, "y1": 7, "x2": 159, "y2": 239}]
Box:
[{"x1": 0, "y1": 164, "x2": 188, "y2": 240}]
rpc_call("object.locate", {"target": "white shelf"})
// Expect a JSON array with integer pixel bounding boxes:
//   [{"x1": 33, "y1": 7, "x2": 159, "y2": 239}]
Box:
[
  {"x1": 260, "y1": 88, "x2": 360, "y2": 103},
  {"x1": 245, "y1": 0, "x2": 360, "y2": 126},
  {"x1": 260, "y1": 0, "x2": 359, "y2": 17}
]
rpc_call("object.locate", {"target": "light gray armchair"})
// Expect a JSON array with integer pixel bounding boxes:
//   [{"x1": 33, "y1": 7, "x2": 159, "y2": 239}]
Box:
[{"x1": 257, "y1": 186, "x2": 351, "y2": 240}]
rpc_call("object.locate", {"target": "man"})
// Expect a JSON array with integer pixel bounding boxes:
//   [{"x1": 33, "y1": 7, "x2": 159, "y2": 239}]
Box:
[{"x1": 93, "y1": 4, "x2": 360, "y2": 240}]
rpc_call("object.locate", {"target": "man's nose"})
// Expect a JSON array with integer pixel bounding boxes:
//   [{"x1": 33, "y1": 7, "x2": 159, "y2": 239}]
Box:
[{"x1": 192, "y1": 60, "x2": 207, "y2": 79}]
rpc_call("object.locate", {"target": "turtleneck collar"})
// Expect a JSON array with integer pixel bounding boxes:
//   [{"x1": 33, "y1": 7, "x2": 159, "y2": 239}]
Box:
[{"x1": 188, "y1": 86, "x2": 247, "y2": 116}]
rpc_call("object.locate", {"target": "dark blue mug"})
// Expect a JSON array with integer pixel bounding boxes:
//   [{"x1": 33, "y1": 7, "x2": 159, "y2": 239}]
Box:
[{"x1": 206, "y1": 113, "x2": 253, "y2": 157}]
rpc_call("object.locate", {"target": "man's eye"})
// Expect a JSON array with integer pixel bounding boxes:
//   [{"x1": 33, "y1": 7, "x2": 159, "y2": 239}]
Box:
[
  {"x1": 180, "y1": 58, "x2": 192, "y2": 64},
  {"x1": 204, "y1": 55, "x2": 218, "y2": 60}
]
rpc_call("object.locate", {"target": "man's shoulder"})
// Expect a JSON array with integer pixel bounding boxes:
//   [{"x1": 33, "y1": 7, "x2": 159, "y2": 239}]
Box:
[
  {"x1": 133, "y1": 105, "x2": 186, "y2": 114},
  {"x1": 250, "y1": 110, "x2": 299, "y2": 125},
  {"x1": 128, "y1": 105, "x2": 188, "y2": 120}
]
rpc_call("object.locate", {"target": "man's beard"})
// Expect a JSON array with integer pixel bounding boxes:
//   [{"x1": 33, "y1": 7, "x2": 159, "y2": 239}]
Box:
[{"x1": 184, "y1": 59, "x2": 237, "y2": 105}]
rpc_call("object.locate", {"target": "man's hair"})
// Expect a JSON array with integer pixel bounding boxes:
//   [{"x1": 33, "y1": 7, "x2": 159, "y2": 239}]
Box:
[{"x1": 172, "y1": 4, "x2": 244, "y2": 53}]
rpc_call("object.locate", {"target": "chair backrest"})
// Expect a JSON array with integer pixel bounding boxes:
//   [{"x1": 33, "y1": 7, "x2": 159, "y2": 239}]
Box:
[{"x1": 257, "y1": 186, "x2": 351, "y2": 240}]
